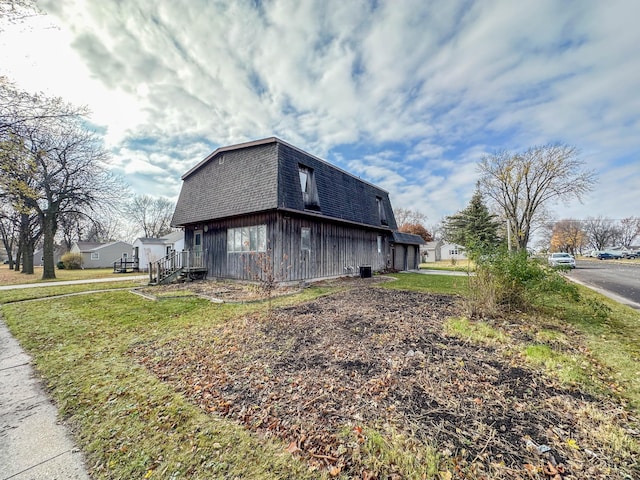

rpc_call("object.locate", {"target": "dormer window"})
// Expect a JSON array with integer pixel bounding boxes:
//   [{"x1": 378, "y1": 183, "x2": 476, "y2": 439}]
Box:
[
  {"x1": 299, "y1": 167, "x2": 309, "y2": 193},
  {"x1": 377, "y1": 197, "x2": 388, "y2": 225},
  {"x1": 299, "y1": 164, "x2": 321, "y2": 211}
]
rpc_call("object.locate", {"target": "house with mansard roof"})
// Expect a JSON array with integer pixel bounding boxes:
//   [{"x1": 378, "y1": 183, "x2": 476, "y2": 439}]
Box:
[{"x1": 171, "y1": 137, "x2": 423, "y2": 283}]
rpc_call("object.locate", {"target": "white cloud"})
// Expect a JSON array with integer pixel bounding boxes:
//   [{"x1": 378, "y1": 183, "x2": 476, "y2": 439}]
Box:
[{"x1": 1, "y1": 0, "x2": 638, "y2": 224}]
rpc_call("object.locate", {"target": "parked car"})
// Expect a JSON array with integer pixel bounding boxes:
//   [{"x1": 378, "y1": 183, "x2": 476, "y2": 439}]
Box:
[
  {"x1": 622, "y1": 251, "x2": 638, "y2": 259},
  {"x1": 597, "y1": 251, "x2": 622, "y2": 260},
  {"x1": 548, "y1": 252, "x2": 576, "y2": 268}
]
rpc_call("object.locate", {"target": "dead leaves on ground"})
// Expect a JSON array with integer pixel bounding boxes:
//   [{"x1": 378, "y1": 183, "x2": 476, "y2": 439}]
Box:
[{"x1": 131, "y1": 287, "x2": 639, "y2": 479}]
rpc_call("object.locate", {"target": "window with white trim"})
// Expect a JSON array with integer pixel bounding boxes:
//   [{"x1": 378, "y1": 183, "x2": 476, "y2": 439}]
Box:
[
  {"x1": 227, "y1": 225, "x2": 267, "y2": 253},
  {"x1": 377, "y1": 235, "x2": 382, "y2": 253},
  {"x1": 91, "y1": 252, "x2": 99, "y2": 260}
]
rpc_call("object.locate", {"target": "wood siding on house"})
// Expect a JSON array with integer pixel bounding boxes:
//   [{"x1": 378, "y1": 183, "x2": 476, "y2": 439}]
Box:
[{"x1": 184, "y1": 211, "x2": 390, "y2": 282}]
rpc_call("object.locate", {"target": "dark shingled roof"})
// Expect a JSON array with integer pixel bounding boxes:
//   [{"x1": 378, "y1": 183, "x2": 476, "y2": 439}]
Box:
[
  {"x1": 392, "y1": 231, "x2": 426, "y2": 245},
  {"x1": 172, "y1": 138, "x2": 398, "y2": 230},
  {"x1": 74, "y1": 241, "x2": 106, "y2": 252}
]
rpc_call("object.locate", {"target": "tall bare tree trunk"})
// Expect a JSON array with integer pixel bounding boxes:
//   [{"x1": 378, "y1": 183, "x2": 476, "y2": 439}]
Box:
[
  {"x1": 41, "y1": 213, "x2": 56, "y2": 279},
  {"x1": 18, "y1": 214, "x2": 32, "y2": 273}
]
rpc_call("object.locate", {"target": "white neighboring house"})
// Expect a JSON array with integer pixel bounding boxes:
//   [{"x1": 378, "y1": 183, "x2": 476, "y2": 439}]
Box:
[
  {"x1": 70, "y1": 241, "x2": 133, "y2": 268},
  {"x1": 420, "y1": 240, "x2": 443, "y2": 263},
  {"x1": 132, "y1": 231, "x2": 185, "y2": 272},
  {"x1": 440, "y1": 243, "x2": 467, "y2": 262}
]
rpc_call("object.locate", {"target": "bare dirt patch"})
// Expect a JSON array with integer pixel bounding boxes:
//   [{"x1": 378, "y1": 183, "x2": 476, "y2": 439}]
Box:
[
  {"x1": 136, "y1": 279, "x2": 299, "y2": 302},
  {"x1": 131, "y1": 285, "x2": 638, "y2": 479}
]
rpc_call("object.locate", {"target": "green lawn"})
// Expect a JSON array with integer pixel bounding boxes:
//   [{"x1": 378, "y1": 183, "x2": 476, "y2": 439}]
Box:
[
  {"x1": 419, "y1": 259, "x2": 474, "y2": 272},
  {"x1": 2, "y1": 288, "x2": 334, "y2": 479},
  {"x1": 1, "y1": 273, "x2": 638, "y2": 478},
  {"x1": 0, "y1": 281, "x2": 145, "y2": 304}
]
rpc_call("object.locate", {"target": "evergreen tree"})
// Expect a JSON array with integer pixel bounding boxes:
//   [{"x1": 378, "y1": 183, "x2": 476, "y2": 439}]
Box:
[{"x1": 443, "y1": 188, "x2": 501, "y2": 257}]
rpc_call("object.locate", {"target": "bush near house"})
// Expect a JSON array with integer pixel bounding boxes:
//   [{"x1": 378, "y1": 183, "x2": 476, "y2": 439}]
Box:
[{"x1": 60, "y1": 252, "x2": 82, "y2": 270}]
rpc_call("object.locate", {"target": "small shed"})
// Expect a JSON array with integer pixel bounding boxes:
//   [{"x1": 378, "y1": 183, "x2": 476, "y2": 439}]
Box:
[
  {"x1": 391, "y1": 232, "x2": 425, "y2": 271},
  {"x1": 421, "y1": 240, "x2": 443, "y2": 263},
  {"x1": 132, "y1": 231, "x2": 185, "y2": 271}
]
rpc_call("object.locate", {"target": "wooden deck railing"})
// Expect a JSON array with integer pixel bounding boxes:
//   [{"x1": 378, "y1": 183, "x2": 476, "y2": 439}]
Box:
[
  {"x1": 113, "y1": 259, "x2": 140, "y2": 273},
  {"x1": 149, "y1": 250, "x2": 207, "y2": 284}
]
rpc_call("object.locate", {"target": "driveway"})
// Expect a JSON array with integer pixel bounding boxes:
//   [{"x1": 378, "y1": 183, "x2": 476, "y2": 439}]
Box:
[{"x1": 567, "y1": 260, "x2": 640, "y2": 309}]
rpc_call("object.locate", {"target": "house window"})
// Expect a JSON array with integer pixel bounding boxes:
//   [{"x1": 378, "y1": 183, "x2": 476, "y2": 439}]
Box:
[
  {"x1": 299, "y1": 167, "x2": 309, "y2": 193},
  {"x1": 90, "y1": 252, "x2": 99, "y2": 260},
  {"x1": 122, "y1": 252, "x2": 128, "y2": 259},
  {"x1": 299, "y1": 165, "x2": 320, "y2": 211},
  {"x1": 377, "y1": 197, "x2": 388, "y2": 225},
  {"x1": 227, "y1": 225, "x2": 267, "y2": 253},
  {"x1": 377, "y1": 235, "x2": 382, "y2": 253},
  {"x1": 449, "y1": 249, "x2": 459, "y2": 256},
  {"x1": 301, "y1": 227, "x2": 311, "y2": 251}
]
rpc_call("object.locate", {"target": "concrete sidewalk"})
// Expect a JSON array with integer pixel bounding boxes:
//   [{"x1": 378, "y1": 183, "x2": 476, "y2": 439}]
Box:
[
  {"x1": 0, "y1": 275, "x2": 148, "y2": 291},
  {"x1": 0, "y1": 319, "x2": 90, "y2": 480}
]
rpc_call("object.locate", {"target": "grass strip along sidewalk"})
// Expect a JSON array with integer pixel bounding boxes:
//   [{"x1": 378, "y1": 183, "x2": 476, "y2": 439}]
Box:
[{"x1": 1, "y1": 273, "x2": 638, "y2": 479}]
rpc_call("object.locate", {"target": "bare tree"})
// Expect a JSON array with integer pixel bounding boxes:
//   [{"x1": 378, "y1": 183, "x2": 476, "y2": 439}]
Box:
[
  {"x1": 583, "y1": 216, "x2": 619, "y2": 250},
  {"x1": 125, "y1": 195, "x2": 175, "y2": 238},
  {"x1": 1, "y1": 78, "x2": 88, "y2": 136},
  {"x1": 1, "y1": 86, "x2": 123, "y2": 279},
  {"x1": 0, "y1": 0, "x2": 40, "y2": 26},
  {"x1": 478, "y1": 144, "x2": 596, "y2": 250},
  {"x1": 58, "y1": 210, "x2": 128, "y2": 249},
  {"x1": 616, "y1": 217, "x2": 640, "y2": 249},
  {"x1": 393, "y1": 208, "x2": 427, "y2": 231},
  {"x1": 0, "y1": 204, "x2": 19, "y2": 267}
]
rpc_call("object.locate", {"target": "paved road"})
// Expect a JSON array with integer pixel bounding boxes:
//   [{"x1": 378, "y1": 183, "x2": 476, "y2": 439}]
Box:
[{"x1": 567, "y1": 260, "x2": 640, "y2": 309}]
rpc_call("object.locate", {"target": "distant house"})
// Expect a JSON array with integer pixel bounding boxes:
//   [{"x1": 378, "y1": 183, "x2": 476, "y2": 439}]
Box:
[
  {"x1": 132, "y1": 231, "x2": 185, "y2": 272},
  {"x1": 420, "y1": 241, "x2": 467, "y2": 263},
  {"x1": 421, "y1": 240, "x2": 443, "y2": 263},
  {"x1": 70, "y1": 241, "x2": 133, "y2": 269},
  {"x1": 440, "y1": 243, "x2": 467, "y2": 262},
  {"x1": 34, "y1": 244, "x2": 66, "y2": 267},
  {"x1": 171, "y1": 137, "x2": 424, "y2": 283}
]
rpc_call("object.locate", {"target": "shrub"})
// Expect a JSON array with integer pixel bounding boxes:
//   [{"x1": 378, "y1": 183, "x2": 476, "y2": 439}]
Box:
[
  {"x1": 56, "y1": 261, "x2": 65, "y2": 269},
  {"x1": 60, "y1": 252, "x2": 82, "y2": 270},
  {"x1": 244, "y1": 249, "x2": 290, "y2": 310},
  {"x1": 466, "y1": 247, "x2": 579, "y2": 317}
]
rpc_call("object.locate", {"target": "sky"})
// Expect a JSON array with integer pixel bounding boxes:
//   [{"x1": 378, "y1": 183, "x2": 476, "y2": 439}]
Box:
[{"x1": 1, "y1": 0, "x2": 639, "y2": 231}]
